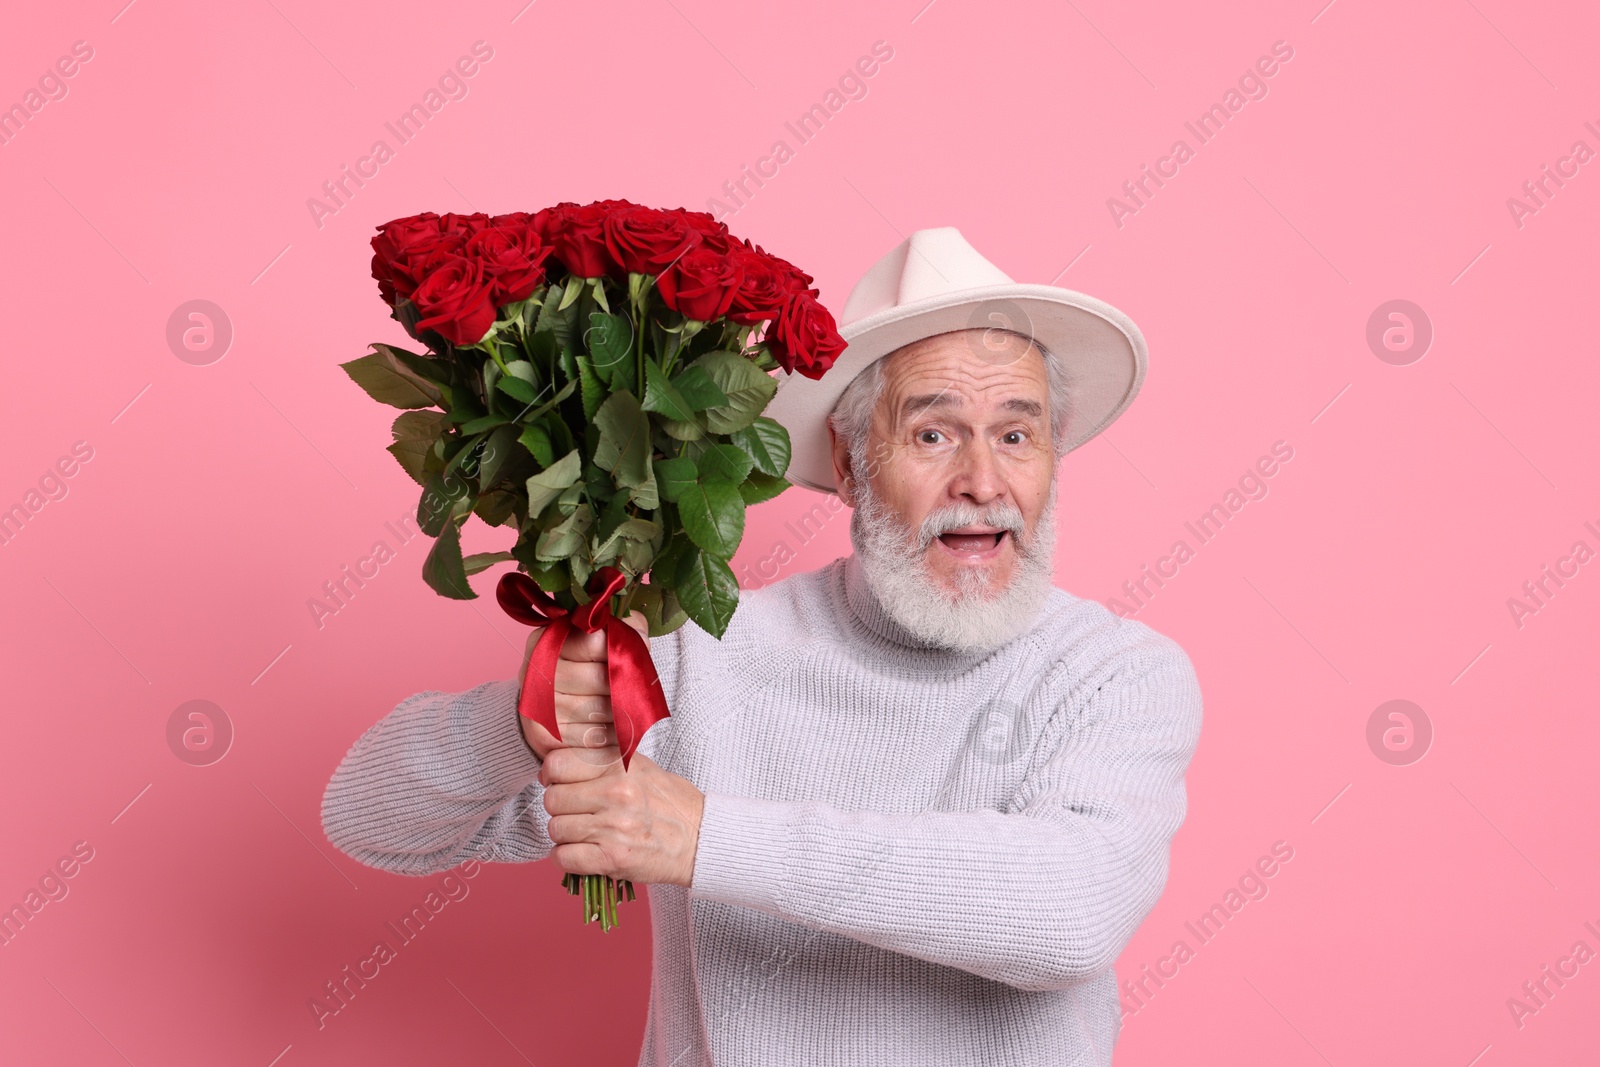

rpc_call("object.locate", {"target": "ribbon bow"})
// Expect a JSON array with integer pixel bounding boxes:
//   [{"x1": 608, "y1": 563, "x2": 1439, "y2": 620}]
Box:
[{"x1": 496, "y1": 566, "x2": 669, "y2": 771}]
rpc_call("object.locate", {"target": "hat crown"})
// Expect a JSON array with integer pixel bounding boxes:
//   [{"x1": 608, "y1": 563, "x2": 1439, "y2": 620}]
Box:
[{"x1": 840, "y1": 227, "x2": 1014, "y2": 329}]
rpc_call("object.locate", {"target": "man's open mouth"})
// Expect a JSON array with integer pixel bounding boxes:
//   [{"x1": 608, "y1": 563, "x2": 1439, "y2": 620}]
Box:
[{"x1": 936, "y1": 529, "x2": 1008, "y2": 553}]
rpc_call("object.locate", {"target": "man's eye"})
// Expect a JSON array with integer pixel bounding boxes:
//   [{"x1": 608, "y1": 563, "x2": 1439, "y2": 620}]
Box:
[
  {"x1": 1001, "y1": 431, "x2": 1025, "y2": 445},
  {"x1": 917, "y1": 430, "x2": 944, "y2": 444}
]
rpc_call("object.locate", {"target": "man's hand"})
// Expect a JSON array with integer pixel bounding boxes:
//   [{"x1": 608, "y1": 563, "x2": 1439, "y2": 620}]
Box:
[
  {"x1": 514, "y1": 610, "x2": 703, "y2": 886},
  {"x1": 541, "y1": 749, "x2": 705, "y2": 887},
  {"x1": 517, "y1": 613, "x2": 648, "y2": 764}
]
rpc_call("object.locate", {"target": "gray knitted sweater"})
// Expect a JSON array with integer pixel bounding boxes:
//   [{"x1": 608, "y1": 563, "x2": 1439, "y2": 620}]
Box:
[{"x1": 321, "y1": 556, "x2": 1203, "y2": 1066}]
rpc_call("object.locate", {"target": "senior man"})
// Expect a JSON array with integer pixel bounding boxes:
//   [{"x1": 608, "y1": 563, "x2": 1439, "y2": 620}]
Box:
[{"x1": 322, "y1": 227, "x2": 1203, "y2": 1066}]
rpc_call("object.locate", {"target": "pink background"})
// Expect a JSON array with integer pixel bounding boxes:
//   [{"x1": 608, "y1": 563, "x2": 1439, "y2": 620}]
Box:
[{"x1": 2, "y1": 0, "x2": 1597, "y2": 1062}]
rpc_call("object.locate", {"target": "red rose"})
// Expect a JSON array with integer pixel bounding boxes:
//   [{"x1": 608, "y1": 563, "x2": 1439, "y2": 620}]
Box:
[
  {"x1": 411, "y1": 255, "x2": 498, "y2": 346},
  {"x1": 542, "y1": 201, "x2": 616, "y2": 278},
  {"x1": 372, "y1": 213, "x2": 447, "y2": 302},
  {"x1": 656, "y1": 246, "x2": 744, "y2": 322},
  {"x1": 466, "y1": 224, "x2": 552, "y2": 305},
  {"x1": 743, "y1": 239, "x2": 816, "y2": 293},
  {"x1": 675, "y1": 208, "x2": 736, "y2": 255},
  {"x1": 604, "y1": 205, "x2": 699, "y2": 277},
  {"x1": 440, "y1": 212, "x2": 490, "y2": 237},
  {"x1": 727, "y1": 248, "x2": 793, "y2": 325},
  {"x1": 490, "y1": 211, "x2": 531, "y2": 229},
  {"x1": 768, "y1": 292, "x2": 845, "y2": 379},
  {"x1": 373, "y1": 213, "x2": 443, "y2": 260},
  {"x1": 372, "y1": 251, "x2": 400, "y2": 305}
]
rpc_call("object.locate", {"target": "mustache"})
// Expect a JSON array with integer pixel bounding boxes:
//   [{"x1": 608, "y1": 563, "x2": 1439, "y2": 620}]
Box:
[{"x1": 915, "y1": 500, "x2": 1027, "y2": 550}]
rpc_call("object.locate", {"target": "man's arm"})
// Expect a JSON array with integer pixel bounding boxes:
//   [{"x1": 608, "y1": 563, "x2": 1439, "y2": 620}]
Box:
[
  {"x1": 322, "y1": 614, "x2": 669, "y2": 877},
  {"x1": 687, "y1": 633, "x2": 1204, "y2": 993},
  {"x1": 320, "y1": 679, "x2": 554, "y2": 876}
]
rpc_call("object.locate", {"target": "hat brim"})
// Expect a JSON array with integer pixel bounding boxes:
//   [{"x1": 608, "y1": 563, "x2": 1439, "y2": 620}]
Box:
[{"x1": 764, "y1": 283, "x2": 1149, "y2": 494}]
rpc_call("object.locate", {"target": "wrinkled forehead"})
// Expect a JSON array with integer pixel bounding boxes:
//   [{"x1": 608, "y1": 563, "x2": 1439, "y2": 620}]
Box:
[{"x1": 873, "y1": 332, "x2": 1049, "y2": 426}]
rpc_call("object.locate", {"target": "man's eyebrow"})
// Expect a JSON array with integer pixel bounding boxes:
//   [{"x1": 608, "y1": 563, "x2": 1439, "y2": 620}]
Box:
[
  {"x1": 901, "y1": 392, "x2": 959, "y2": 415},
  {"x1": 900, "y1": 394, "x2": 1045, "y2": 418}
]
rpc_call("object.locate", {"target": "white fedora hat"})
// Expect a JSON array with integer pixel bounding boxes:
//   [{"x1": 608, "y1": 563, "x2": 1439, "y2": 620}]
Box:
[{"x1": 766, "y1": 226, "x2": 1148, "y2": 494}]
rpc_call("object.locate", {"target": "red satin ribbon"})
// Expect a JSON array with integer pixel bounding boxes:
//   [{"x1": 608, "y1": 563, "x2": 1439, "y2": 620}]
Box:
[{"x1": 496, "y1": 566, "x2": 669, "y2": 772}]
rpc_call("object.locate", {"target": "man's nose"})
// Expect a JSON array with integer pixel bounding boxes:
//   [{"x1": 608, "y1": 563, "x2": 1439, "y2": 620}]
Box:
[{"x1": 948, "y1": 439, "x2": 1005, "y2": 505}]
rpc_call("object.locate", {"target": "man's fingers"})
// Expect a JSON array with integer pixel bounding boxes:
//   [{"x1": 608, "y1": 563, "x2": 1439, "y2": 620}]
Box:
[
  {"x1": 544, "y1": 779, "x2": 612, "y2": 815},
  {"x1": 554, "y1": 658, "x2": 609, "y2": 696},
  {"x1": 551, "y1": 842, "x2": 612, "y2": 876},
  {"x1": 560, "y1": 628, "x2": 608, "y2": 663},
  {"x1": 546, "y1": 811, "x2": 603, "y2": 844},
  {"x1": 541, "y1": 745, "x2": 623, "y2": 785},
  {"x1": 555, "y1": 691, "x2": 614, "y2": 728},
  {"x1": 560, "y1": 720, "x2": 617, "y2": 750}
]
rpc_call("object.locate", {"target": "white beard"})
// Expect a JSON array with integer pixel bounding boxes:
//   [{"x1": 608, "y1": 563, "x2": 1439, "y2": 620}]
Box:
[{"x1": 851, "y1": 482, "x2": 1057, "y2": 653}]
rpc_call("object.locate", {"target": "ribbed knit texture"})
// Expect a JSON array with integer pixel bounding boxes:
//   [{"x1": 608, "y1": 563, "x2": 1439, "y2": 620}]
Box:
[{"x1": 321, "y1": 555, "x2": 1203, "y2": 1066}]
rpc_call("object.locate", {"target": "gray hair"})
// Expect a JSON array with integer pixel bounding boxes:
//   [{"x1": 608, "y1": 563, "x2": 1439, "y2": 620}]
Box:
[{"x1": 828, "y1": 328, "x2": 1071, "y2": 489}]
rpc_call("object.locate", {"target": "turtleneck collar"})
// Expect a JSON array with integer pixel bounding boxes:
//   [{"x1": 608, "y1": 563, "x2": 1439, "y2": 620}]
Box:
[{"x1": 836, "y1": 554, "x2": 996, "y2": 672}]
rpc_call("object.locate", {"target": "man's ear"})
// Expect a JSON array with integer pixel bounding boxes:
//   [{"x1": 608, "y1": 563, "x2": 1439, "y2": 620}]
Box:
[{"x1": 828, "y1": 421, "x2": 857, "y2": 509}]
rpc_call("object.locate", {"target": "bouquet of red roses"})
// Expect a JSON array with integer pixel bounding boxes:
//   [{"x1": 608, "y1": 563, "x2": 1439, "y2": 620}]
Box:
[{"x1": 343, "y1": 200, "x2": 843, "y2": 930}]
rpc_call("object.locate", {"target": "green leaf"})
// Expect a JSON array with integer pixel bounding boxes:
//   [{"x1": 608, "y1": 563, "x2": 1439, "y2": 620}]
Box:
[
  {"x1": 592, "y1": 491, "x2": 632, "y2": 550},
  {"x1": 474, "y1": 489, "x2": 520, "y2": 527},
  {"x1": 628, "y1": 466, "x2": 659, "y2": 510},
  {"x1": 619, "y1": 537, "x2": 656, "y2": 576},
  {"x1": 534, "y1": 286, "x2": 564, "y2": 335},
  {"x1": 675, "y1": 547, "x2": 740, "y2": 637},
  {"x1": 677, "y1": 476, "x2": 745, "y2": 558},
  {"x1": 537, "y1": 504, "x2": 594, "y2": 561},
  {"x1": 525, "y1": 449, "x2": 582, "y2": 519},
  {"x1": 730, "y1": 417, "x2": 791, "y2": 478},
  {"x1": 690, "y1": 350, "x2": 777, "y2": 433},
  {"x1": 653, "y1": 456, "x2": 698, "y2": 503},
  {"x1": 586, "y1": 312, "x2": 634, "y2": 387},
  {"x1": 569, "y1": 551, "x2": 593, "y2": 592},
  {"x1": 697, "y1": 443, "x2": 754, "y2": 485},
  {"x1": 527, "y1": 324, "x2": 559, "y2": 368},
  {"x1": 593, "y1": 391, "x2": 652, "y2": 491},
  {"x1": 589, "y1": 275, "x2": 612, "y2": 314},
  {"x1": 342, "y1": 347, "x2": 446, "y2": 409},
  {"x1": 478, "y1": 424, "x2": 522, "y2": 489},
  {"x1": 514, "y1": 378, "x2": 576, "y2": 424},
  {"x1": 739, "y1": 471, "x2": 790, "y2": 505},
  {"x1": 418, "y1": 469, "x2": 471, "y2": 536},
  {"x1": 380, "y1": 344, "x2": 454, "y2": 387},
  {"x1": 458, "y1": 413, "x2": 510, "y2": 435},
  {"x1": 557, "y1": 482, "x2": 585, "y2": 513},
  {"x1": 463, "y1": 550, "x2": 515, "y2": 575},
  {"x1": 660, "y1": 413, "x2": 706, "y2": 442},
  {"x1": 422, "y1": 519, "x2": 476, "y2": 600},
  {"x1": 576, "y1": 356, "x2": 603, "y2": 422},
  {"x1": 441, "y1": 433, "x2": 486, "y2": 480},
  {"x1": 594, "y1": 518, "x2": 662, "y2": 566},
  {"x1": 613, "y1": 518, "x2": 661, "y2": 542},
  {"x1": 642, "y1": 358, "x2": 696, "y2": 422},
  {"x1": 387, "y1": 410, "x2": 450, "y2": 486},
  {"x1": 496, "y1": 374, "x2": 539, "y2": 405},
  {"x1": 585, "y1": 461, "x2": 618, "y2": 507},
  {"x1": 519, "y1": 423, "x2": 555, "y2": 468},
  {"x1": 650, "y1": 535, "x2": 689, "y2": 591},
  {"x1": 636, "y1": 584, "x2": 688, "y2": 636},
  {"x1": 557, "y1": 273, "x2": 584, "y2": 311},
  {"x1": 672, "y1": 365, "x2": 730, "y2": 411}
]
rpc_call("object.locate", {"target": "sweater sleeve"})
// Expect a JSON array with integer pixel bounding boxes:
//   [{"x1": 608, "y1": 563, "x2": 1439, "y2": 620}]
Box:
[
  {"x1": 320, "y1": 677, "x2": 554, "y2": 876},
  {"x1": 687, "y1": 633, "x2": 1203, "y2": 992}
]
